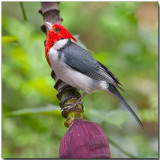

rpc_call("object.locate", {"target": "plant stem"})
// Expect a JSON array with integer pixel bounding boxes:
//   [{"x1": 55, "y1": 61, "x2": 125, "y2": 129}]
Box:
[
  {"x1": 20, "y1": 2, "x2": 27, "y2": 21},
  {"x1": 39, "y1": 2, "x2": 83, "y2": 120},
  {"x1": 108, "y1": 137, "x2": 137, "y2": 158}
]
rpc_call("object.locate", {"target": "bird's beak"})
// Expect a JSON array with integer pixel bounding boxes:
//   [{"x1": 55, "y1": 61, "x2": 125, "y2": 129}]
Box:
[{"x1": 45, "y1": 22, "x2": 52, "y2": 31}]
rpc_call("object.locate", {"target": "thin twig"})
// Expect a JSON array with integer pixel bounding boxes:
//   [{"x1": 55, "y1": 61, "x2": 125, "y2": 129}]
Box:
[
  {"x1": 20, "y1": 2, "x2": 27, "y2": 21},
  {"x1": 108, "y1": 137, "x2": 137, "y2": 158}
]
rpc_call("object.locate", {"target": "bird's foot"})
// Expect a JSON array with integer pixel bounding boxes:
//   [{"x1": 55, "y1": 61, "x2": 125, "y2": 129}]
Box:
[
  {"x1": 62, "y1": 99, "x2": 83, "y2": 111},
  {"x1": 62, "y1": 92, "x2": 87, "y2": 112}
]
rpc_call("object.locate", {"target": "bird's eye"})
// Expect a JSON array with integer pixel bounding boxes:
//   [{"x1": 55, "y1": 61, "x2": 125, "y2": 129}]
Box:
[{"x1": 55, "y1": 28, "x2": 60, "y2": 32}]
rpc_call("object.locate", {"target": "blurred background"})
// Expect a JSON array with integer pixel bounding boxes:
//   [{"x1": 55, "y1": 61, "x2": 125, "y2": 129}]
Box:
[{"x1": 2, "y1": 2, "x2": 158, "y2": 158}]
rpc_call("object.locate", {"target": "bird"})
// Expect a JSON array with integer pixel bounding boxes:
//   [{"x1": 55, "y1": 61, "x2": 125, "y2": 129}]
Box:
[{"x1": 45, "y1": 22, "x2": 143, "y2": 128}]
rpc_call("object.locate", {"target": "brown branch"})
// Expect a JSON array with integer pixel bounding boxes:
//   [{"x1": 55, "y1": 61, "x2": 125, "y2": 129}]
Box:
[{"x1": 39, "y1": 2, "x2": 84, "y2": 122}]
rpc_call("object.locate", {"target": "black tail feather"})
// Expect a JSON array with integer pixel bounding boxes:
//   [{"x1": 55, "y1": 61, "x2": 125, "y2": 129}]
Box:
[{"x1": 108, "y1": 84, "x2": 143, "y2": 128}]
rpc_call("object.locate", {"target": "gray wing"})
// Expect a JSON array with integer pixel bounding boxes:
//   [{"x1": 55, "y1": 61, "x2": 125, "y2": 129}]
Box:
[{"x1": 60, "y1": 40, "x2": 123, "y2": 90}]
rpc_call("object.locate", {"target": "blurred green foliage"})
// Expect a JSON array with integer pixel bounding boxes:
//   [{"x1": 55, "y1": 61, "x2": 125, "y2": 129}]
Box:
[{"x1": 2, "y1": 2, "x2": 158, "y2": 158}]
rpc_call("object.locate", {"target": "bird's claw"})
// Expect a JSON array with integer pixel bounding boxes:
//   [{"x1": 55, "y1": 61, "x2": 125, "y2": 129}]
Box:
[{"x1": 62, "y1": 101, "x2": 83, "y2": 111}]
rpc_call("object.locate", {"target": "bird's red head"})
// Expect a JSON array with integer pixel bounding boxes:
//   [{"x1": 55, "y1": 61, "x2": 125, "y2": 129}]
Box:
[{"x1": 45, "y1": 22, "x2": 77, "y2": 66}]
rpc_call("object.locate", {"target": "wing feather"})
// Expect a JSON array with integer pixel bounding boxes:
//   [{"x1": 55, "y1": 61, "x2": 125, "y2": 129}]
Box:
[{"x1": 60, "y1": 40, "x2": 123, "y2": 90}]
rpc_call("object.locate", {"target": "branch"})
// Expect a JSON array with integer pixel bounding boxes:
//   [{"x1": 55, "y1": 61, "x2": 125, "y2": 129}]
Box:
[
  {"x1": 39, "y1": 2, "x2": 84, "y2": 125},
  {"x1": 20, "y1": 2, "x2": 27, "y2": 21}
]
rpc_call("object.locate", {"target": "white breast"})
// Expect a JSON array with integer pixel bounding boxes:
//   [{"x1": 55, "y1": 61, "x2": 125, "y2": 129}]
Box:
[{"x1": 48, "y1": 40, "x2": 102, "y2": 93}]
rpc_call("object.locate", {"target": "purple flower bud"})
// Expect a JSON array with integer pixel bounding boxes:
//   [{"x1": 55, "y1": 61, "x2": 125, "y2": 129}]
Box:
[{"x1": 59, "y1": 119, "x2": 110, "y2": 158}]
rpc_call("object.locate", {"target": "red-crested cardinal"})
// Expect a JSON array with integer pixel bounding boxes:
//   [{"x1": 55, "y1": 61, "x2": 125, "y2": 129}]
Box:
[{"x1": 45, "y1": 22, "x2": 143, "y2": 128}]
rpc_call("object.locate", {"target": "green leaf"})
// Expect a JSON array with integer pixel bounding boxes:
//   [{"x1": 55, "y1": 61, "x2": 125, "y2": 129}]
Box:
[
  {"x1": 2, "y1": 35, "x2": 18, "y2": 44},
  {"x1": 104, "y1": 110, "x2": 128, "y2": 126},
  {"x1": 87, "y1": 109, "x2": 128, "y2": 126},
  {"x1": 7, "y1": 105, "x2": 61, "y2": 116}
]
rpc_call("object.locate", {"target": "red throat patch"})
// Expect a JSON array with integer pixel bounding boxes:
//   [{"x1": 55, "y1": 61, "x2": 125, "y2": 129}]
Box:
[{"x1": 45, "y1": 31, "x2": 53, "y2": 66}]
